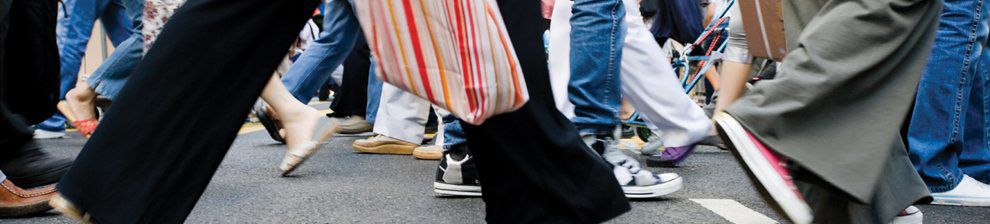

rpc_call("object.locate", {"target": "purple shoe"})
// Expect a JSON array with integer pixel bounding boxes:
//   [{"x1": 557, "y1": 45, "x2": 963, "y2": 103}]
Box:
[{"x1": 646, "y1": 144, "x2": 696, "y2": 167}]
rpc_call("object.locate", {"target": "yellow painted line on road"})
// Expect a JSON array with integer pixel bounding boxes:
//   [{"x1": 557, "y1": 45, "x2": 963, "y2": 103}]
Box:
[
  {"x1": 238, "y1": 123, "x2": 266, "y2": 135},
  {"x1": 308, "y1": 100, "x2": 330, "y2": 106},
  {"x1": 238, "y1": 109, "x2": 334, "y2": 135}
]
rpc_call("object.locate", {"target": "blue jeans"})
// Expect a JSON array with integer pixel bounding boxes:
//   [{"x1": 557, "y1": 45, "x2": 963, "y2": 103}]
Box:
[
  {"x1": 909, "y1": 0, "x2": 990, "y2": 193},
  {"x1": 567, "y1": 0, "x2": 626, "y2": 136},
  {"x1": 367, "y1": 58, "x2": 382, "y2": 123},
  {"x1": 58, "y1": 0, "x2": 133, "y2": 99},
  {"x1": 442, "y1": 115, "x2": 466, "y2": 150},
  {"x1": 282, "y1": 0, "x2": 360, "y2": 103},
  {"x1": 86, "y1": 0, "x2": 143, "y2": 100},
  {"x1": 36, "y1": 0, "x2": 134, "y2": 131}
]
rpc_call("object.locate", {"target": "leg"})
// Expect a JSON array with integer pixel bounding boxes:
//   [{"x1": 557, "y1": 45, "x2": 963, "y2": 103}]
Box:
[
  {"x1": 713, "y1": 1, "x2": 751, "y2": 116},
  {"x1": 713, "y1": 61, "x2": 751, "y2": 114},
  {"x1": 98, "y1": 0, "x2": 133, "y2": 45},
  {"x1": 463, "y1": 0, "x2": 628, "y2": 222},
  {"x1": 960, "y1": 46, "x2": 990, "y2": 184},
  {"x1": 85, "y1": 0, "x2": 143, "y2": 100},
  {"x1": 370, "y1": 84, "x2": 430, "y2": 144},
  {"x1": 722, "y1": 0, "x2": 940, "y2": 221},
  {"x1": 261, "y1": 74, "x2": 321, "y2": 151},
  {"x1": 0, "y1": 0, "x2": 72, "y2": 189},
  {"x1": 619, "y1": 5, "x2": 710, "y2": 148},
  {"x1": 366, "y1": 58, "x2": 382, "y2": 124},
  {"x1": 58, "y1": 0, "x2": 115, "y2": 100},
  {"x1": 352, "y1": 83, "x2": 429, "y2": 155},
  {"x1": 4, "y1": 0, "x2": 60, "y2": 124},
  {"x1": 55, "y1": 0, "x2": 321, "y2": 222},
  {"x1": 282, "y1": 0, "x2": 361, "y2": 103},
  {"x1": 907, "y1": 0, "x2": 986, "y2": 193},
  {"x1": 328, "y1": 38, "x2": 370, "y2": 118},
  {"x1": 63, "y1": 0, "x2": 144, "y2": 137},
  {"x1": 567, "y1": 0, "x2": 625, "y2": 137},
  {"x1": 619, "y1": 1, "x2": 711, "y2": 167},
  {"x1": 65, "y1": 82, "x2": 97, "y2": 120}
]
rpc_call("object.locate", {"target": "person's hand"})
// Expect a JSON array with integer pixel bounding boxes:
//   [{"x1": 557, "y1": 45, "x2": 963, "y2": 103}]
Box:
[{"x1": 541, "y1": 0, "x2": 554, "y2": 19}]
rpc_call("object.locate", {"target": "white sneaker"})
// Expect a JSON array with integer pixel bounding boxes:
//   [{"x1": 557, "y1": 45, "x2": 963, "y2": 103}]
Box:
[
  {"x1": 591, "y1": 135, "x2": 683, "y2": 198},
  {"x1": 889, "y1": 206, "x2": 922, "y2": 224},
  {"x1": 33, "y1": 129, "x2": 67, "y2": 139},
  {"x1": 930, "y1": 175, "x2": 990, "y2": 206}
]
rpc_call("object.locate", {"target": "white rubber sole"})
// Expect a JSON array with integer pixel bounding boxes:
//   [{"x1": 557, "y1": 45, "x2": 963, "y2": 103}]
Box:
[
  {"x1": 889, "y1": 210, "x2": 923, "y2": 224},
  {"x1": 714, "y1": 113, "x2": 813, "y2": 224},
  {"x1": 623, "y1": 175, "x2": 684, "y2": 198},
  {"x1": 930, "y1": 195, "x2": 990, "y2": 207},
  {"x1": 33, "y1": 129, "x2": 67, "y2": 139},
  {"x1": 433, "y1": 182, "x2": 482, "y2": 197}
]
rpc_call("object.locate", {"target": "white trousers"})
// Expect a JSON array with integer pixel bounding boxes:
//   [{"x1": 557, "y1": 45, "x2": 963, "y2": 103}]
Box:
[
  {"x1": 548, "y1": 0, "x2": 711, "y2": 147},
  {"x1": 373, "y1": 83, "x2": 430, "y2": 144}
]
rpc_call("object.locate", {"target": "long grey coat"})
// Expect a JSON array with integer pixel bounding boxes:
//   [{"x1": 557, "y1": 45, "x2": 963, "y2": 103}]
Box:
[{"x1": 726, "y1": 0, "x2": 941, "y2": 223}]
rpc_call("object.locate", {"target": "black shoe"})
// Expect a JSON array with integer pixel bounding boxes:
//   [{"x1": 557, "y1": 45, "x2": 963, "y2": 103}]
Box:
[
  {"x1": 0, "y1": 141, "x2": 72, "y2": 188},
  {"x1": 433, "y1": 145, "x2": 481, "y2": 197},
  {"x1": 253, "y1": 101, "x2": 285, "y2": 143}
]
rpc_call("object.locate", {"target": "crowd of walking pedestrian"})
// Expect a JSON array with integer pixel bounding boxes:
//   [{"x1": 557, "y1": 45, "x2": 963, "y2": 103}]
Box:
[{"x1": 0, "y1": 0, "x2": 987, "y2": 223}]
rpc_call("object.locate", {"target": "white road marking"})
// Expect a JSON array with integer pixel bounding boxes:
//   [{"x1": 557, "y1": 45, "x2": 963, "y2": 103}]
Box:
[{"x1": 691, "y1": 199, "x2": 778, "y2": 224}]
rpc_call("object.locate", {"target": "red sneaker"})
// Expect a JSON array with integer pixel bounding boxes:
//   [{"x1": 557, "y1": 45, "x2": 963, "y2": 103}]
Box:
[{"x1": 714, "y1": 112, "x2": 813, "y2": 224}]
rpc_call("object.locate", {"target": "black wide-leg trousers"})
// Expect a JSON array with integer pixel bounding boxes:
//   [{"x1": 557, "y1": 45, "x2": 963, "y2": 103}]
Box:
[
  {"x1": 0, "y1": 0, "x2": 59, "y2": 149},
  {"x1": 329, "y1": 37, "x2": 370, "y2": 118},
  {"x1": 462, "y1": 0, "x2": 630, "y2": 223},
  {"x1": 58, "y1": 0, "x2": 630, "y2": 223},
  {"x1": 56, "y1": 0, "x2": 322, "y2": 222}
]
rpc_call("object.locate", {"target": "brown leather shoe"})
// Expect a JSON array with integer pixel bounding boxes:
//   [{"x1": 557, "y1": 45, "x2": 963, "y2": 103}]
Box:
[
  {"x1": 0, "y1": 180, "x2": 56, "y2": 217},
  {"x1": 352, "y1": 135, "x2": 418, "y2": 155}
]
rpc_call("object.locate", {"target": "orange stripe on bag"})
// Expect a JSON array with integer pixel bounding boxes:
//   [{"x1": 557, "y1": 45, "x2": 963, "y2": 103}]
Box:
[{"x1": 354, "y1": 0, "x2": 528, "y2": 125}]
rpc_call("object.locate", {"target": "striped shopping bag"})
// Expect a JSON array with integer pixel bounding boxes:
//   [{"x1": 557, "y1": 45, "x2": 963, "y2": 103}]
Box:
[{"x1": 354, "y1": 0, "x2": 529, "y2": 125}]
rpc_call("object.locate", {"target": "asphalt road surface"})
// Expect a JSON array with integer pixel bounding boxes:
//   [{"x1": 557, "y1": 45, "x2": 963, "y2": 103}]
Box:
[{"x1": 8, "y1": 104, "x2": 990, "y2": 223}]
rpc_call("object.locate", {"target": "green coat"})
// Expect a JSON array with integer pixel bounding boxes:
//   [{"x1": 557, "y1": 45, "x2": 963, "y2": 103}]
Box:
[{"x1": 726, "y1": 0, "x2": 941, "y2": 223}]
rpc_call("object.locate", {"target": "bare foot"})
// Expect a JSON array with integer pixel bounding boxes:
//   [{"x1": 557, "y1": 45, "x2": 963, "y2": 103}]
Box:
[{"x1": 278, "y1": 106, "x2": 321, "y2": 150}]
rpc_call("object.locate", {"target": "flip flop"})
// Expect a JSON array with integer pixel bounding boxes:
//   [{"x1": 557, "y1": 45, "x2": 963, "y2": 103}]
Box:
[
  {"x1": 253, "y1": 101, "x2": 285, "y2": 143},
  {"x1": 279, "y1": 116, "x2": 340, "y2": 176}
]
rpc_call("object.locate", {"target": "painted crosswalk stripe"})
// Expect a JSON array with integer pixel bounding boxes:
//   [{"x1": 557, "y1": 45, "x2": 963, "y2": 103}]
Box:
[{"x1": 691, "y1": 199, "x2": 777, "y2": 224}]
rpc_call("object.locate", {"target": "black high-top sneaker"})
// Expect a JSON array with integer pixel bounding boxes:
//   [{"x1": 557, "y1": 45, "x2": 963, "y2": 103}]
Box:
[{"x1": 433, "y1": 145, "x2": 481, "y2": 197}]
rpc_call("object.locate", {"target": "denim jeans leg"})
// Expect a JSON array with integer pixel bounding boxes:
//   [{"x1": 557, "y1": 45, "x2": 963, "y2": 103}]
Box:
[
  {"x1": 961, "y1": 45, "x2": 990, "y2": 184},
  {"x1": 366, "y1": 58, "x2": 382, "y2": 123},
  {"x1": 85, "y1": 0, "x2": 143, "y2": 100},
  {"x1": 99, "y1": 2, "x2": 131, "y2": 45},
  {"x1": 567, "y1": 0, "x2": 625, "y2": 136},
  {"x1": 282, "y1": 0, "x2": 361, "y2": 103},
  {"x1": 40, "y1": 0, "x2": 126, "y2": 130},
  {"x1": 908, "y1": 0, "x2": 984, "y2": 193},
  {"x1": 57, "y1": 0, "x2": 130, "y2": 99},
  {"x1": 441, "y1": 115, "x2": 467, "y2": 150}
]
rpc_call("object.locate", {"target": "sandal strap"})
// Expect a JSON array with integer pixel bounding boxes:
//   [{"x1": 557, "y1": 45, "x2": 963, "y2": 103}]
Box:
[{"x1": 72, "y1": 119, "x2": 99, "y2": 136}]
